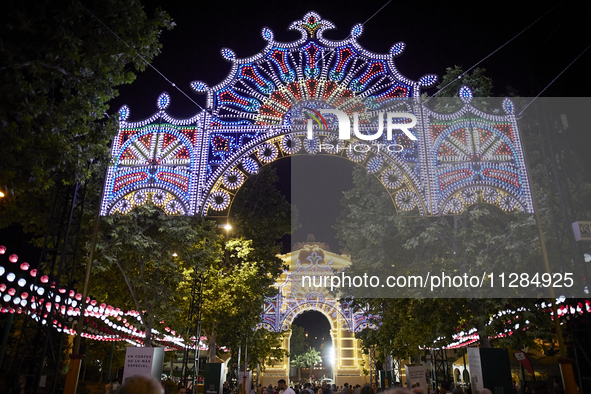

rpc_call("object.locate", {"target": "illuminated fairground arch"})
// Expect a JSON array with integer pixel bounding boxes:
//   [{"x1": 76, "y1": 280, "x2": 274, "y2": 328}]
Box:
[
  {"x1": 258, "y1": 238, "x2": 378, "y2": 386},
  {"x1": 100, "y1": 11, "x2": 533, "y2": 217},
  {"x1": 96, "y1": 11, "x2": 536, "y2": 385}
]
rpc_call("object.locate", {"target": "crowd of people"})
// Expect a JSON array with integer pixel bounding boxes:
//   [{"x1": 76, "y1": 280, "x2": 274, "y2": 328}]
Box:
[
  {"x1": 104, "y1": 375, "x2": 558, "y2": 394},
  {"x1": 252, "y1": 380, "x2": 494, "y2": 394},
  {"x1": 259, "y1": 381, "x2": 379, "y2": 394}
]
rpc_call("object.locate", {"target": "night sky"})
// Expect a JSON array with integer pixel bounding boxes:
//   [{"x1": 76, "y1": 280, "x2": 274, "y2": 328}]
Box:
[
  {"x1": 108, "y1": 0, "x2": 590, "y2": 254},
  {"x1": 113, "y1": 0, "x2": 591, "y2": 120},
  {"x1": 293, "y1": 310, "x2": 332, "y2": 350}
]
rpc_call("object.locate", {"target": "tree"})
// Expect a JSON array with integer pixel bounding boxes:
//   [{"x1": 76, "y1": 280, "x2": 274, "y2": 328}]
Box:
[
  {"x1": 303, "y1": 347, "x2": 321, "y2": 382},
  {"x1": 335, "y1": 67, "x2": 590, "y2": 356},
  {"x1": 81, "y1": 340, "x2": 125, "y2": 384},
  {"x1": 200, "y1": 238, "x2": 273, "y2": 361},
  {"x1": 0, "y1": 0, "x2": 173, "y2": 233},
  {"x1": 290, "y1": 354, "x2": 307, "y2": 383},
  {"x1": 434, "y1": 66, "x2": 493, "y2": 98},
  {"x1": 338, "y1": 162, "x2": 556, "y2": 355},
  {"x1": 290, "y1": 325, "x2": 306, "y2": 357},
  {"x1": 246, "y1": 328, "x2": 287, "y2": 372},
  {"x1": 201, "y1": 165, "x2": 292, "y2": 362},
  {"x1": 231, "y1": 164, "x2": 292, "y2": 270},
  {"x1": 93, "y1": 204, "x2": 220, "y2": 347}
]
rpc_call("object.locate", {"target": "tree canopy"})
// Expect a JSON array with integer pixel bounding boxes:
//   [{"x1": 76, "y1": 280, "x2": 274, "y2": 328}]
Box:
[
  {"x1": 199, "y1": 165, "x2": 292, "y2": 362},
  {"x1": 335, "y1": 67, "x2": 591, "y2": 358},
  {"x1": 93, "y1": 203, "x2": 220, "y2": 347},
  {"x1": 0, "y1": 0, "x2": 173, "y2": 233},
  {"x1": 303, "y1": 347, "x2": 322, "y2": 382},
  {"x1": 290, "y1": 325, "x2": 307, "y2": 357}
]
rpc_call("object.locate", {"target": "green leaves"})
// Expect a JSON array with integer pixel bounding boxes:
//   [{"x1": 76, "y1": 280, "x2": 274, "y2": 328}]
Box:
[
  {"x1": 201, "y1": 237, "x2": 276, "y2": 355},
  {"x1": 334, "y1": 74, "x2": 591, "y2": 357},
  {"x1": 302, "y1": 347, "x2": 322, "y2": 366},
  {"x1": 290, "y1": 353, "x2": 307, "y2": 368},
  {"x1": 93, "y1": 204, "x2": 220, "y2": 346},
  {"x1": 0, "y1": 0, "x2": 172, "y2": 230},
  {"x1": 289, "y1": 325, "x2": 307, "y2": 356}
]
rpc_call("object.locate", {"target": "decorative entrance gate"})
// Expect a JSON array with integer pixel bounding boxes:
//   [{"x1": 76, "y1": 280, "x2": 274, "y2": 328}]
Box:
[
  {"x1": 100, "y1": 12, "x2": 533, "y2": 218},
  {"x1": 258, "y1": 237, "x2": 376, "y2": 386}
]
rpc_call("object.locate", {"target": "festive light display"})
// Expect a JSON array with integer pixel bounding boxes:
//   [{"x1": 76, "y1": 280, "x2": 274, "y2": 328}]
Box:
[
  {"x1": 100, "y1": 12, "x2": 534, "y2": 217},
  {"x1": 2, "y1": 243, "x2": 586, "y2": 350},
  {"x1": 0, "y1": 244, "x2": 207, "y2": 349},
  {"x1": 439, "y1": 298, "x2": 591, "y2": 350}
]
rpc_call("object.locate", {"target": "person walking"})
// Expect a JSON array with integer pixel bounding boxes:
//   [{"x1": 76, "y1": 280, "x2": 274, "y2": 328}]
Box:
[
  {"x1": 278, "y1": 379, "x2": 296, "y2": 394},
  {"x1": 112, "y1": 379, "x2": 122, "y2": 394},
  {"x1": 105, "y1": 380, "x2": 113, "y2": 394},
  {"x1": 321, "y1": 381, "x2": 333, "y2": 394}
]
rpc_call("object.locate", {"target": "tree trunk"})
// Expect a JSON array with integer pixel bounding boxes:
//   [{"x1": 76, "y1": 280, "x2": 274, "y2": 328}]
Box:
[
  {"x1": 144, "y1": 314, "x2": 153, "y2": 348},
  {"x1": 414, "y1": 352, "x2": 422, "y2": 365},
  {"x1": 298, "y1": 367, "x2": 301, "y2": 383},
  {"x1": 208, "y1": 322, "x2": 218, "y2": 362},
  {"x1": 476, "y1": 320, "x2": 490, "y2": 348}
]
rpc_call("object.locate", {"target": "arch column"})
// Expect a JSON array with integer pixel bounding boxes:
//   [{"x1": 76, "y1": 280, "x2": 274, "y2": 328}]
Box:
[
  {"x1": 260, "y1": 330, "x2": 291, "y2": 388},
  {"x1": 334, "y1": 312, "x2": 368, "y2": 387}
]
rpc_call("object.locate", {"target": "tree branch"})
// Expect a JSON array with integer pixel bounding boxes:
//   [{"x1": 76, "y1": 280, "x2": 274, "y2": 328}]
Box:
[
  {"x1": 0, "y1": 61, "x2": 69, "y2": 75},
  {"x1": 114, "y1": 258, "x2": 141, "y2": 314}
]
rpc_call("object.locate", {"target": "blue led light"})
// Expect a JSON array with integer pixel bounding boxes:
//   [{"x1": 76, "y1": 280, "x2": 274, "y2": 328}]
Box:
[
  {"x1": 459, "y1": 86, "x2": 473, "y2": 103},
  {"x1": 261, "y1": 27, "x2": 274, "y2": 41},
  {"x1": 191, "y1": 81, "x2": 209, "y2": 93},
  {"x1": 242, "y1": 157, "x2": 259, "y2": 175},
  {"x1": 366, "y1": 157, "x2": 383, "y2": 174},
  {"x1": 390, "y1": 42, "x2": 406, "y2": 57},
  {"x1": 351, "y1": 24, "x2": 363, "y2": 38},
  {"x1": 418, "y1": 74, "x2": 438, "y2": 87},
  {"x1": 502, "y1": 98, "x2": 515, "y2": 114},
  {"x1": 221, "y1": 48, "x2": 236, "y2": 61},
  {"x1": 157, "y1": 92, "x2": 171, "y2": 110},
  {"x1": 119, "y1": 105, "x2": 130, "y2": 121}
]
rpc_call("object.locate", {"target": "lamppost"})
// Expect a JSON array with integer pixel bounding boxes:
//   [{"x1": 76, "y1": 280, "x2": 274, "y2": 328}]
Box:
[
  {"x1": 217, "y1": 222, "x2": 234, "y2": 391},
  {"x1": 219, "y1": 223, "x2": 232, "y2": 232},
  {"x1": 218, "y1": 223, "x2": 232, "y2": 267}
]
